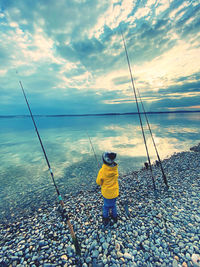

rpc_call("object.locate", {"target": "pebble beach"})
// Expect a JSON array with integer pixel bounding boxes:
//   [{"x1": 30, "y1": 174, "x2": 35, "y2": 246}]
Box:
[{"x1": 0, "y1": 144, "x2": 200, "y2": 267}]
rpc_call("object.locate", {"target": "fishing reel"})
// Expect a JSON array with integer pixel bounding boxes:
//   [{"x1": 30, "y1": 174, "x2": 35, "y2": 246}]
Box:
[
  {"x1": 61, "y1": 208, "x2": 69, "y2": 221},
  {"x1": 57, "y1": 206, "x2": 69, "y2": 221}
]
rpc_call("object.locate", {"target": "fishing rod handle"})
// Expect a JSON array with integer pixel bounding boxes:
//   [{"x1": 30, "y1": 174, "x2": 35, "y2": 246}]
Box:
[{"x1": 67, "y1": 220, "x2": 76, "y2": 239}]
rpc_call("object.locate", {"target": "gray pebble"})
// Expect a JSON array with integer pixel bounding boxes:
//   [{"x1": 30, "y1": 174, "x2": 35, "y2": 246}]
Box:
[
  {"x1": 102, "y1": 242, "x2": 109, "y2": 250},
  {"x1": 86, "y1": 257, "x2": 92, "y2": 263},
  {"x1": 92, "y1": 250, "x2": 99, "y2": 258}
]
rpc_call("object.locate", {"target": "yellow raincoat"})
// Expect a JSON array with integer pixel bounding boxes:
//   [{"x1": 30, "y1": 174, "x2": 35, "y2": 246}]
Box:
[{"x1": 96, "y1": 163, "x2": 119, "y2": 199}]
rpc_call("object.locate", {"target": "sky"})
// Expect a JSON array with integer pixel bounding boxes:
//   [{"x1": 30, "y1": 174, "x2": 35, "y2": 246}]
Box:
[{"x1": 0, "y1": 0, "x2": 200, "y2": 115}]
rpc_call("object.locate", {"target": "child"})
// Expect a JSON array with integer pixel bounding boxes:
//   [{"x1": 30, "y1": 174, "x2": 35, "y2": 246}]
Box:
[{"x1": 96, "y1": 151, "x2": 119, "y2": 226}]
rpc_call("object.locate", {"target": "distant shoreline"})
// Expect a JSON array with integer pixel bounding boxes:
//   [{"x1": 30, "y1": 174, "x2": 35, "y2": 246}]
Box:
[{"x1": 1, "y1": 110, "x2": 200, "y2": 118}]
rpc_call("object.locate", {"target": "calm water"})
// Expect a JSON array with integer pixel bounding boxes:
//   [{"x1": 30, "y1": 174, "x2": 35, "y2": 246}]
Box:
[{"x1": 0, "y1": 112, "x2": 200, "y2": 221}]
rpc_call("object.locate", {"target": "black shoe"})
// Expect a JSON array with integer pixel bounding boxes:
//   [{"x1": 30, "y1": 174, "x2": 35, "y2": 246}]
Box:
[
  {"x1": 111, "y1": 215, "x2": 118, "y2": 224},
  {"x1": 102, "y1": 217, "x2": 109, "y2": 226}
]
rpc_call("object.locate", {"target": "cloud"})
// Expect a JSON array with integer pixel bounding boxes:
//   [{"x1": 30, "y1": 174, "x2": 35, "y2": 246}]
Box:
[{"x1": 0, "y1": 0, "x2": 199, "y2": 115}]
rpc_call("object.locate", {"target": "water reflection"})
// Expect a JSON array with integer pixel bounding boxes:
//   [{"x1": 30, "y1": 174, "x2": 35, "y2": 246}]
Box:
[{"x1": 0, "y1": 112, "x2": 199, "y2": 221}]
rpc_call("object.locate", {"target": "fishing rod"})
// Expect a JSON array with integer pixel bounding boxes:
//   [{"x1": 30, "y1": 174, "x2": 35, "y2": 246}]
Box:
[
  {"x1": 136, "y1": 88, "x2": 169, "y2": 189},
  {"x1": 119, "y1": 26, "x2": 157, "y2": 195},
  {"x1": 19, "y1": 80, "x2": 81, "y2": 255}
]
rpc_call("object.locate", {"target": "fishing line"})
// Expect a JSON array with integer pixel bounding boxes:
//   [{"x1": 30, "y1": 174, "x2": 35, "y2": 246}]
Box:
[
  {"x1": 86, "y1": 131, "x2": 101, "y2": 169},
  {"x1": 19, "y1": 80, "x2": 81, "y2": 255}
]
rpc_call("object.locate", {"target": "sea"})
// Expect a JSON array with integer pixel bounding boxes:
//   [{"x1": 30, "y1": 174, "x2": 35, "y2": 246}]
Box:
[{"x1": 0, "y1": 112, "x2": 200, "y2": 222}]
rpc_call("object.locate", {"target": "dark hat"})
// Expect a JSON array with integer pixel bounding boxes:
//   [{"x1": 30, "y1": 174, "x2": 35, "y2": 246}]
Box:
[{"x1": 102, "y1": 151, "x2": 117, "y2": 165}]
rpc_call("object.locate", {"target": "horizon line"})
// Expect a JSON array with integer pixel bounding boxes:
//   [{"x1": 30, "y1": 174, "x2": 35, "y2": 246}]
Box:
[{"x1": 0, "y1": 110, "x2": 200, "y2": 118}]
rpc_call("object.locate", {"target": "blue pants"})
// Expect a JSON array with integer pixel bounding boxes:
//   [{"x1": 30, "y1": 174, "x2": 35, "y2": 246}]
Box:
[{"x1": 103, "y1": 197, "x2": 117, "y2": 218}]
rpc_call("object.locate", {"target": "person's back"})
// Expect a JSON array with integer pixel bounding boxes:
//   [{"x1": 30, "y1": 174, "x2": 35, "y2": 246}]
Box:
[
  {"x1": 96, "y1": 152, "x2": 119, "y2": 226},
  {"x1": 97, "y1": 162, "x2": 118, "y2": 199}
]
